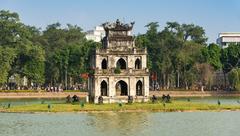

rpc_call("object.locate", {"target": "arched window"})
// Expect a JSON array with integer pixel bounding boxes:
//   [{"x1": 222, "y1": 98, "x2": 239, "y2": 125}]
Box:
[
  {"x1": 135, "y1": 58, "x2": 141, "y2": 69},
  {"x1": 100, "y1": 80, "x2": 107, "y2": 96},
  {"x1": 136, "y1": 80, "x2": 143, "y2": 96},
  {"x1": 116, "y1": 58, "x2": 126, "y2": 69},
  {"x1": 115, "y1": 80, "x2": 128, "y2": 96},
  {"x1": 101, "y1": 59, "x2": 107, "y2": 69}
]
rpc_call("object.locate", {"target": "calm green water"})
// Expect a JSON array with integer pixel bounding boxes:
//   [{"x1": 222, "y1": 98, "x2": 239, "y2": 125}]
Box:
[
  {"x1": 174, "y1": 96, "x2": 240, "y2": 105},
  {"x1": 0, "y1": 112, "x2": 239, "y2": 136}
]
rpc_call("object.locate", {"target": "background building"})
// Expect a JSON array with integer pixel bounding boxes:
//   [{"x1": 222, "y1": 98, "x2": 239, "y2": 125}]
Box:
[
  {"x1": 88, "y1": 19, "x2": 149, "y2": 103},
  {"x1": 217, "y1": 32, "x2": 240, "y2": 48},
  {"x1": 85, "y1": 26, "x2": 105, "y2": 42}
]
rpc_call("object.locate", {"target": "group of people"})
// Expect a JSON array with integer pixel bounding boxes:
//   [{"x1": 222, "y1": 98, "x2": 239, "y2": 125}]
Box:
[
  {"x1": 45, "y1": 86, "x2": 64, "y2": 92},
  {"x1": 162, "y1": 94, "x2": 171, "y2": 103},
  {"x1": 45, "y1": 85, "x2": 85, "y2": 92},
  {"x1": 152, "y1": 94, "x2": 171, "y2": 103},
  {"x1": 66, "y1": 95, "x2": 80, "y2": 103}
]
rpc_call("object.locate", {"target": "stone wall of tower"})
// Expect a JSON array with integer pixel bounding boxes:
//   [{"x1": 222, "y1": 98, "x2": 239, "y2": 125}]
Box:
[
  {"x1": 94, "y1": 50, "x2": 148, "y2": 74},
  {"x1": 92, "y1": 76, "x2": 149, "y2": 103},
  {"x1": 89, "y1": 20, "x2": 149, "y2": 103}
]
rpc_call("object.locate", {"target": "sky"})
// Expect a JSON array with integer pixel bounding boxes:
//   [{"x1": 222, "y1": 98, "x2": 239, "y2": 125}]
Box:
[{"x1": 1, "y1": 0, "x2": 240, "y2": 43}]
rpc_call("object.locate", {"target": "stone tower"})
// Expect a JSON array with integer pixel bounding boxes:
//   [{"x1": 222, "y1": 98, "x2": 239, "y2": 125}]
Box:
[{"x1": 88, "y1": 19, "x2": 149, "y2": 103}]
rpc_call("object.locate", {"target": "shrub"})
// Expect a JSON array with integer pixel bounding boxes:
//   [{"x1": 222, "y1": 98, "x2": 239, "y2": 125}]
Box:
[
  {"x1": 114, "y1": 67, "x2": 121, "y2": 74},
  {"x1": 228, "y1": 68, "x2": 240, "y2": 91},
  {"x1": 236, "y1": 84, "x2": 240, "y2": 91}
]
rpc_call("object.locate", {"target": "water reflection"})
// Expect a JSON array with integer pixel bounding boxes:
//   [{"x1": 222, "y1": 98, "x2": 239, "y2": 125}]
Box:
[{"x1": 88, "y1": 112, "x2": 150, "y2": 136}]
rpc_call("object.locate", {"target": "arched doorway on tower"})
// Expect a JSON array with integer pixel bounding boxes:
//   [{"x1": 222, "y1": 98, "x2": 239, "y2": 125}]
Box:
[
  {"x1": 101, "y1": 59, "x2": 107, "y2": 69},
  {"x1": 135, "y1": 58, "x2": 141, "y2": 69},
  {"x1": 116, "y1": 58, "x2": 126, "y2": 69},
  {"x1": 100, "y1": 80, "x2": 107, "y2": 96},
  {"x1": 136, "y1": 80, "x2": 143, "y2": 96},
  {"x1": 115, "y1": 80, "x2": 128, "y2": 96}
]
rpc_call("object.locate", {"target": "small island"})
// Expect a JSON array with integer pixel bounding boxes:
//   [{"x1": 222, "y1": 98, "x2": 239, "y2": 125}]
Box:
[{"x1": 1, "y1": 100, "x2": 240, "y2": 113}]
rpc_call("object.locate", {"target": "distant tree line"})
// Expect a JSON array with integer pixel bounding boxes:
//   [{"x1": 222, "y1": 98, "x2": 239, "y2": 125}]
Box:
[
  {"x1": 135, "y1": 22, "x2": 240, "y2": 91},
  {"x1": 0, "y1": 10, "x2": 99, "y2": 90},
  {"x1": 0, "y1": 10, "x2": 240, "y2": 91}
]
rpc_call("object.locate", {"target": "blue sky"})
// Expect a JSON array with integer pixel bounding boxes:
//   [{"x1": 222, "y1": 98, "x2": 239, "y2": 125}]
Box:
[{"x1": 1, "y1": 0, "x2": 240, "y2": 43}]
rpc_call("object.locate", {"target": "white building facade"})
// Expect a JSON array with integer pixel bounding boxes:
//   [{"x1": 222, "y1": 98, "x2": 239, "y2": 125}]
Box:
[
  {"x1": 88, "y1": 20, "x2": 149, "y2": 103},
  {"x1": 217, "y1": 32, "x2": 240, "y2": 48},
  {"x1": 85, "y1": 26, "x2": 105, "y2": 42}
]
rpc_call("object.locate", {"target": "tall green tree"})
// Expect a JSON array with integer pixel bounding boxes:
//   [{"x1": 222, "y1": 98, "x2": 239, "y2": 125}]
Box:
[
  {"x1": 41, "y1": 23, "x2": 98, "y2": 88},
  {"x1": 23, "y1": 45, "x2": 45, "y2": 85},
  {"x1": 0, "y1": 10, "x2": 46, "y2": 88},
  {"x1": 0, "y1": 47, "x2": 16, "y2": 85},
  {"x1": 181, "y1": 24, "x2": 208, "y2": 44},
  {"x1": 0, "y1": 10, "x2": 31, "y2": 47},
  {"x1": 136, "y1": 21, "x2": 209, "y2": 90},
  {"x1": 201, "y1": 43, "x2": 222, "y2": 70}
]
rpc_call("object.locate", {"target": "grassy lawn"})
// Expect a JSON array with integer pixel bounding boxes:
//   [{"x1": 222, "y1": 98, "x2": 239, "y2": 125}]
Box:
[{"x1": 1, "y1": 101, "x2": 240, "y2": 113}]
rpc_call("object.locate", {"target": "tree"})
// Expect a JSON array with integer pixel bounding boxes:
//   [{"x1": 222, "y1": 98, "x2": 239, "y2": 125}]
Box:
[
  {"x1": 136, "y1": 21, "x2": 208, "y2": 90},
  {"x1": 176, "y1": 42, "x2": 202, "y2": 89},
  {"x1": 41, "y1": 22, "x2": 97, "y2": 88},
  {"x1": 195, "y1": 63, "x2": 214, "y2": 91},
  {"x1": 0, "y1": 10, "x2": 31, "y2": 47},
  {"x1": 226, "y1": 44, "x2": 240, "y2": 68},
  {"x1": 228, "y1": 68, "x2": 240, "y2": 91},
  {"x1": 221, "y1": 43, "x2": 240, "y2": 88},
  {"x1": 166, "y1": 22, "x2": 180, "y2": 32},
  {"x1": 0, "y1": 47, "x2": 16, "y2": 85},
  {"x1": 181, "y1": 24, "x2": 208, "y2": 44},
  {"x1": 23, "y1": 45, "x2": 45, "y2": 85},
  {"x1": 140, "y1": 22, "x2": 160, "y2": 74},
  {"x1": 0, "y1": 10, "x2": 45, "y2": 88},
  {"x1": 201, "y1": 43, "x2": 222, "y2": 70}
]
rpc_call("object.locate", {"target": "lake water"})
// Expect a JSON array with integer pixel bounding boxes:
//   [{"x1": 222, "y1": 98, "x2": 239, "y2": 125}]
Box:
[
  {"x1": 0, "y1": 111, "x2": 240, "y2": 136},
  {"x1": 174, "y1": 96, "x2": 240, "y2": 105}
]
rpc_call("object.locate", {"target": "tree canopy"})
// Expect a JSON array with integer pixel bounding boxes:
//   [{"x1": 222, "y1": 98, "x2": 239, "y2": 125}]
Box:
[
  {"x1": 0, "y1": 10, "x2": 240, "y2": 91},
  {"x1": 0, "y1": 10, "x2": 98, "y2": 89}
]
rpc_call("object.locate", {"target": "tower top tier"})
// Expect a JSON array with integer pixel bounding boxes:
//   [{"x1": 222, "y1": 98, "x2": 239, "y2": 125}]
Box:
[
  {"x1": 102, "y1": 19, "x2": 135, "y2": 49},
  {"x1": 103, "y1": 19, "x2": 135, "y2": 38},
  {"x1": 103, "y1": 19, "x2": 135, "y2": 32}
]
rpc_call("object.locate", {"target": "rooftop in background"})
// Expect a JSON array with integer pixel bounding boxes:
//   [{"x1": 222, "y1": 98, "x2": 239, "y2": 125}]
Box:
[
  {"x1": 217, "y1": 32, "x2": 240, "y2": 48},
  {"x1": 85, "y1": 26, "x2": 105, "y2": 42}
]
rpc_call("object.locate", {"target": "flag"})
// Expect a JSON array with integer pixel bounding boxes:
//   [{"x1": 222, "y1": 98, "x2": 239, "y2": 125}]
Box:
[{"x1": 80, "y1": 73, "x2": 89, "y2": 79}]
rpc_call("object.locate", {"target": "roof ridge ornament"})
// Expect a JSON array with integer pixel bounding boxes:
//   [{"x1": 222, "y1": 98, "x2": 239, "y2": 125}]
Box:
[{"x1": 102, "y1": 19, "x2": 135, "y2": 31}]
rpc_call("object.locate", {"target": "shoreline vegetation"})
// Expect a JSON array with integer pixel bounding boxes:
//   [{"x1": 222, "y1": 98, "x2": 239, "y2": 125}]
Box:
[{"x1": 1, "y1": 101, "x2": 240, "y2": 113}]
